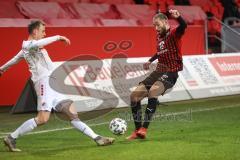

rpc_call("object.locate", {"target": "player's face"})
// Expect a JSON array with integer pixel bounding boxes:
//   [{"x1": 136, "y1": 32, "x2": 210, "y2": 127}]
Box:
[
  {"x1": 153, "y1": 18, "x2": 168, "y2": 35},
  {"x1": 35, "y1": 24, "x2": 46, "y2": 40}
]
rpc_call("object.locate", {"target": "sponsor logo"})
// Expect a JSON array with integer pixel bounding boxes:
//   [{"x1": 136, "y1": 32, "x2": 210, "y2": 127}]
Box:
[
  {"x1": 209, "y1": 56, "x2": 240, "y2": 76},
  {"x1": 159, "y1": 41, "x2": 165, "y2": 50},
  {"x1": 160, "y1": 74, "x2": 168, "y2": 81}
]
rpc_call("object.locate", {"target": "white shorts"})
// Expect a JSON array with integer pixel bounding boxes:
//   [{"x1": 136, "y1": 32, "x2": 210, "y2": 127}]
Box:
[{"x1": 34, "y1": 77, "x2": 71, "y2": 112}]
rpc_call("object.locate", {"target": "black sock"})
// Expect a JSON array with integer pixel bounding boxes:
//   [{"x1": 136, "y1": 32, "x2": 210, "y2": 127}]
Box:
[
  {"x1": 143, "y1": 98, "x2": 157, "y2": 129},
  {"x1": 131, "y1": 101, "x2": 142, "y2": 130}
]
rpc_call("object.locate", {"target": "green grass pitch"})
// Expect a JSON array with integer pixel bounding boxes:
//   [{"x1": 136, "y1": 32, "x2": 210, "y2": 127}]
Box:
[{"x1": 0, "y1": 95, "x2": 240, "y2": 160}]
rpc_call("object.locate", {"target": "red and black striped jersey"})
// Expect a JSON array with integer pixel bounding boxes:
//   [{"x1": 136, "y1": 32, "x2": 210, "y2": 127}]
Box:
[{"x1": 150, "y1": 16, "x2": 187, "y2": 72}]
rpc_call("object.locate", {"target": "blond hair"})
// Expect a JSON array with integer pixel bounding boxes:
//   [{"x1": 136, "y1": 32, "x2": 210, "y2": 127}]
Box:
[{"x1": 153, "y1": 13, "x2": 168, "y2": 21}]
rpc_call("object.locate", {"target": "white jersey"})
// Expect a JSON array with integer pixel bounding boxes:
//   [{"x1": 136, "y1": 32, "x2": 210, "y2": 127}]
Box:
[
  {"x1": 0, "y1": 35, "x2": 60, "y2": 82},
  {"x1": 0, "y1": 35, "x2": 71, "y2": 111}
]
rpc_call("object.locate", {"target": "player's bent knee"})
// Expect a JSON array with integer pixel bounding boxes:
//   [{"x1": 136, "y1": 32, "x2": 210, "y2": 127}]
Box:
[
  {"x1": 130, "y1": 91, "x2": 138, "y2": 102},
  {"x1": 130, "y1": 90, "x2": 146, "y2": 102},
  {"x1": 130, "y1": 92, "x2": 142, "y2": 103},
  {"x1": 55, "y1": 100, "x2": 79, "y2": 121},
  {"x1": 55, "y1": 100, "x2": 73, "y2": 111},
  {"x1": 148, "y1": 94, "x2": 158, "y2": 99},
  {"x1": 148, "y1": 84, "x2": 165, "y2": 98},
  {"x1": 148, "y1": 88, "x2": 163, "y2": 98},
  {"x1": 62, "y1": 112, "x2": 79, "y2": 121},
  {"x1": 35, "y1": 117, "x2": 49, "y2": 125}
]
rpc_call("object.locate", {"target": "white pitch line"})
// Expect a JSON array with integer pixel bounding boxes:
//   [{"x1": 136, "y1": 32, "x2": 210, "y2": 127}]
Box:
[
  {"x1": 0, "y1": 104, "x2": 239, "y2": 138},
  {"x1": 0, "y1": 122, "x2": 109, "y2": 137},
  {"x1": 155, "y1": 103, "x2": 240, "y2": 117}
]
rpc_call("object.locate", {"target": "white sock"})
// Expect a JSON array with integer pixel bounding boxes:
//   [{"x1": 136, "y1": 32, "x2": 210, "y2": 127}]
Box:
[
  {"x1": 71, "y1": 119, "x2": 99, "y2": 139},
  {"x1": 10, "y1": 118, "x2": 37, "y2": 139}
]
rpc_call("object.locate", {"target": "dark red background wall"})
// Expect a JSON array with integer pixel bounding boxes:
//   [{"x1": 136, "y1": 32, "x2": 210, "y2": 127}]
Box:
[{"x1": 0, "y1": 26, "x2": 204, "y2": 105}]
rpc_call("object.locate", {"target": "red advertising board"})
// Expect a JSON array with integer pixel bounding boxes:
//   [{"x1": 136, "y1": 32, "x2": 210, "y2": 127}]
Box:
[{"x1": 0, "y1": 26, "x2": 204, "y2": 105}]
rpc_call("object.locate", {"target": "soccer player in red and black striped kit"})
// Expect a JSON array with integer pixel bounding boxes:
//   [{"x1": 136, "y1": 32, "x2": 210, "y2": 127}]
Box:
[{"x1": 127, "y1": 9, "x2": 187, "y2": 140}]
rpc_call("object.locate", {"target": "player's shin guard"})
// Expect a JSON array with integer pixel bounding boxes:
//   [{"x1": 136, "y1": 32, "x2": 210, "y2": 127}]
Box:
[
  {"x1": 131, "y1": 101, "x2": 142, "y2": 130},
  {"x1": 143, "y1": 98, "x2": 157, "y2": 129},
  {"x1": 10, "y1": 118, "x2": 37, "y2": 139},
  {"x1": 71, "y1": 119, "x2": 99, "y2": 139}
]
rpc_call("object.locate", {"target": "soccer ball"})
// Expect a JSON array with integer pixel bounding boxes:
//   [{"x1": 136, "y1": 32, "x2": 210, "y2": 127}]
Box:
[{"x1": 109, "y1": 118, "x2": 127, "y2": 135}]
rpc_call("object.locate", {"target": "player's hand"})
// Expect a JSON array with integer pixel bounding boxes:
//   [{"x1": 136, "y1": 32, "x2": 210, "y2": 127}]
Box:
[
  {"x1": 59, "y1": 36, "x2": 71, "y2": 45},
  {"x1": 143, "y1": 61, "x2": 151, "y2": 70},
  {"x1": 169, "y1": 9, "x2": 180, "y2": 18}
]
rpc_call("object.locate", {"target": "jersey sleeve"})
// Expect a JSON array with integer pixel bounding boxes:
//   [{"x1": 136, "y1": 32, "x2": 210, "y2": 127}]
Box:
[
  {"x1": 0, "y1": 50, "x2": 24, "y2": 72},
  {"x1": 172, "y1": 16, "x2": 187, "y2": 38},
  {"x1": 25, "y1": 35, "x2": 60, "y2": 51}
]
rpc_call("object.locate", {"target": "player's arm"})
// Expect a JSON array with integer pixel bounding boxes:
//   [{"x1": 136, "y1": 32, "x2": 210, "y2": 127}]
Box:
[
  {"x1": 143, "y1": 52, "x2": 160, "y2": 70},
  {"x1": 169, "y1": 9, "x2": 187, "y2": 36},
  {"x1": 176, "y1": 16, "x2": 187, "y2": 35},
  {"x1": 27, "y1": 35, "x2": 70, "y2": 50},
  {"x1": 0, "y1": 50, "x2": 24, "y2": 76}
]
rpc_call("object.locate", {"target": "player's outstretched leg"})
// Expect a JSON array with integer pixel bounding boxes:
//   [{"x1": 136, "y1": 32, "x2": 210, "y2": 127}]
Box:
[
  {"x1": 137, "y1": 98, "x2": 157, "y2": 139},
  {"x1": 3, "y1": 111, "x2": 50, "y2": 152},
  {"x1": 56, "y1": 101, "x2": 115, "y2": 146},
  {"x1": 126, "y1": 101, "x2": 142, "y2": 140},
  {"x1": 71, "y1": 119, "x2": 115, "y2": 146},
  {"x1": 138, "y1": 81, "x2": 165, "y2": 139},
  {"x1": 126, "y1": 84, "x2": 148, "y2": 140},
  {"x1": 94, "y1": 136, "x2": 115, "y2": 146},
  {"x1": 3, "y1": 135, "x2": 22, "y2": 152}
]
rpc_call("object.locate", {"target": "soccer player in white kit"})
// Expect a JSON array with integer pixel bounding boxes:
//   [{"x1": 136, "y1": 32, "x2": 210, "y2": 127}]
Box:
[{"x1": 0, "y1": 20, "x2": 114, "y2": 152}]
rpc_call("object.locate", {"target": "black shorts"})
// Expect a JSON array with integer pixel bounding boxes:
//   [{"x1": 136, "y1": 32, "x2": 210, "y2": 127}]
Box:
[{"x1": 140, "y1": 71, "x2": 178, "y2": 91}]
